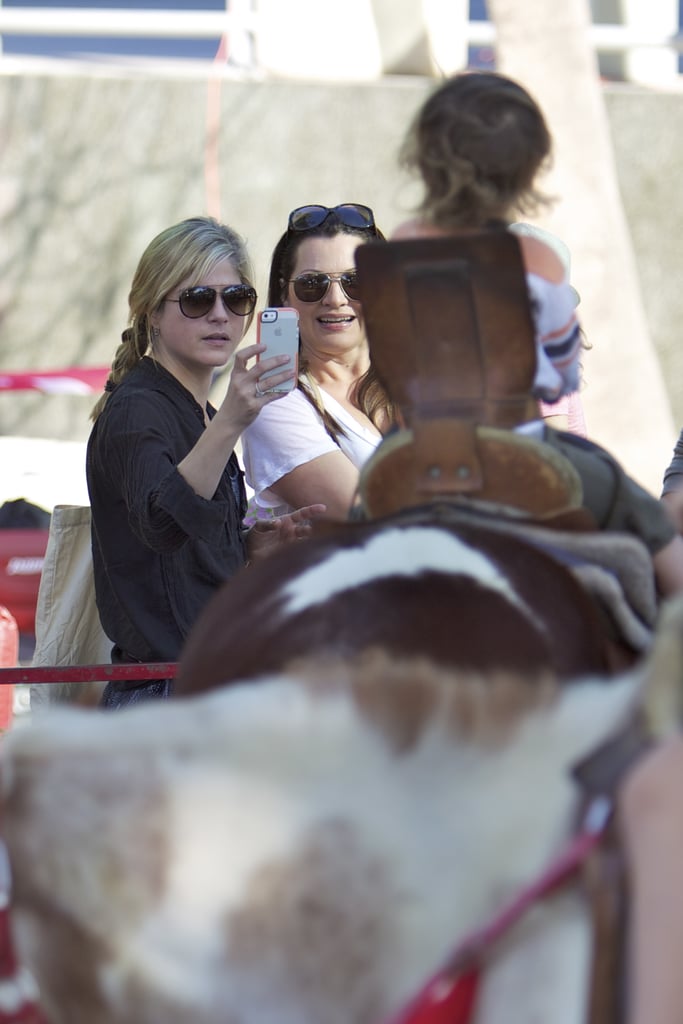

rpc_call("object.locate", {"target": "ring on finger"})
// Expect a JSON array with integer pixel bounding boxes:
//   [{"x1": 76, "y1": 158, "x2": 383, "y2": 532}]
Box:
[{"x1": 255, "y1": 383, "x2": 263, "y2": 397}]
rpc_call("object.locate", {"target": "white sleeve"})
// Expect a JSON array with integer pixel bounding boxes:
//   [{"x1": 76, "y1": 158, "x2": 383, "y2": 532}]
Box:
[
  {"x1": 526, "y1": 272, "x2": 579, "y2": 349},
  {"x1": 241, "y1": 389, "x2": 338, "y2": 502}
]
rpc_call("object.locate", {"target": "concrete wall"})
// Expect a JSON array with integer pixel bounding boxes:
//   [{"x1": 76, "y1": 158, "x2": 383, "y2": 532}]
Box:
[
  {"x1": 1, "y1": 67, "x2": 682, "y2": 490},
  {"x1": 607, "y1": 85, "x2": 683, "y2": 437}
]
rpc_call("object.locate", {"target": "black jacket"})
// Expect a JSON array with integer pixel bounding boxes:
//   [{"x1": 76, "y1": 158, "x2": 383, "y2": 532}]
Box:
[{"x1": 86, "y1": 357, "x2": 247, "y2": 662}]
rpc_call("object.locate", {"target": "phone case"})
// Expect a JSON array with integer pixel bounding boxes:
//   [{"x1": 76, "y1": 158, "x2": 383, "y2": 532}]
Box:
[{"x1": 256, "y1": 307, "x2": 299, "y2": 393}]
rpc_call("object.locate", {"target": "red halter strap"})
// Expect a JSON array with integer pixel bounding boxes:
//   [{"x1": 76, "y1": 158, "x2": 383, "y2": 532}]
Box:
[{"x1": 383, "y1": 797, "x2": 611, "y2": 1024}]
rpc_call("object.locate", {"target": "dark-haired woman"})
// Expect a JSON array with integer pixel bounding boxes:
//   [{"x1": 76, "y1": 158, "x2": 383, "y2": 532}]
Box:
[{"x1": 241, "y1": 203, "x2": 397, "y2": 521}]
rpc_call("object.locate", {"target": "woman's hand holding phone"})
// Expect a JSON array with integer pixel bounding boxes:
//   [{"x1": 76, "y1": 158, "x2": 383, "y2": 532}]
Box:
[{"x1": 255, "y1": 308, "x2": 299, "y2": 394}]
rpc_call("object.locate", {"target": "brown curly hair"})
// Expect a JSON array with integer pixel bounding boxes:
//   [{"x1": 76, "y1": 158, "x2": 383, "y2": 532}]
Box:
[{"x1": 400, "y1": 71, "x2": 553, "y2": 230}]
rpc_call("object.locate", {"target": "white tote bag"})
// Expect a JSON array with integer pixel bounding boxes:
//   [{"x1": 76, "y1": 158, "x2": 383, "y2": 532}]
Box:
[{"x1": 31, "y1": 505, "x2": 111, "y2": 709}]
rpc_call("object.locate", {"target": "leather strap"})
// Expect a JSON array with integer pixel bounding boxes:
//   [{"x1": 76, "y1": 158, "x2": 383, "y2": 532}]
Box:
[
  {"x1": 572, "y1": 714, "x2": 654, "y2": 1024},
  {"x1": 572, "y1": 713, "x2": 654, "y2": 798},
  {"x1": 583, "y1": 815, "x2": 628, "y2": 1024}
]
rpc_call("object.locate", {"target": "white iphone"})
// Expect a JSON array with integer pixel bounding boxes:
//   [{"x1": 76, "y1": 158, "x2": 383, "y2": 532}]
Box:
[{"x1": 256, "y1": 307, "x2": 299, "y2": 393}]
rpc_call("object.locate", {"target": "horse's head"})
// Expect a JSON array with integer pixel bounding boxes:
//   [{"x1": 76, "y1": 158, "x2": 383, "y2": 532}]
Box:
[{"x1": 0, "y1": 638, "x2": 650, "y2": 1024}]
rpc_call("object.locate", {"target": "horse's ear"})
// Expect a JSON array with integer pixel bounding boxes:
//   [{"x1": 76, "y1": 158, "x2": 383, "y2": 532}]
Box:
[{"x1": 358, "y1": 421, "x2": 586, "y2": 523}]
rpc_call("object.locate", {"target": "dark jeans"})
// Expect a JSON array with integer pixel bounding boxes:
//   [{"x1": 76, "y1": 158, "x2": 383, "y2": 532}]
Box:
[
  {"x1": 99, "y1": 645, "x2": 174, "y2": 708},
  {"x1": 99, "y1": 677, "x2": 173, "y2": 709}
]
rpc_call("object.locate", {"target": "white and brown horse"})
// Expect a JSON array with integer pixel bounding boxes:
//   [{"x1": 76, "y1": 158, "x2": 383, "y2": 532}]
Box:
[
  {"x1": 0, "y1": 506, "x2": 669, "y2": 1024},
  {"x1": 0, "y1": 593, "x2": 679, "y2": 1024}
]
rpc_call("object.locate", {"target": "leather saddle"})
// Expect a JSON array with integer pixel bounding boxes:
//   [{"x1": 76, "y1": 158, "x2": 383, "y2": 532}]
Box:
[{"x1": 354, "y1": 230, "x2": 590, "y2": 525}]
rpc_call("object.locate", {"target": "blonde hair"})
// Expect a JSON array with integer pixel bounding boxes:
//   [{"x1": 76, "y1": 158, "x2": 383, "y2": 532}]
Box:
[
  {"x1": 400, "y1": 71, "x2": 553, "y2": 230},
  {"x1": 91, "y1": 217, "x2": 255, "y2": 421}
]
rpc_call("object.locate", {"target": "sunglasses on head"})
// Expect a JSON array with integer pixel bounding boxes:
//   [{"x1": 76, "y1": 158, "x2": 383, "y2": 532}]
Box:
[
  {"x1": 287, "y1": 204, "x2": 376, "y2": 234},
  {"x1": 289, "y1": 271, "x2": 361, "y2": 303},
  {"x1": 167, "y1": 284, "x2": 257, "y2": 319}
]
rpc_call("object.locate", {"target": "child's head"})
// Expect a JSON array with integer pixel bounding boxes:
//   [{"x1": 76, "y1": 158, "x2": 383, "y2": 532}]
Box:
[{"x1": 400, "y1": 71, "x2": 552, "y2": 230}]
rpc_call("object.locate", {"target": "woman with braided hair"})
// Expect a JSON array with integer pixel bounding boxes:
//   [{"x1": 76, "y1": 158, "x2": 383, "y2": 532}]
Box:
[{"x1": 87, "y1": 217, "x2": 323, "y2": 709}]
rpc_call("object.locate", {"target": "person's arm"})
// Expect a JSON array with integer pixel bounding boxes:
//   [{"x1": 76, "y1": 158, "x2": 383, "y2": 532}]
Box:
[
  {"x1": 242, "y1": 388, "x2": 363, "y2": 520},
  {"x1": 652, "y1": 534, "x2": 683, "y2": 597},
  {"x1": 178, "y1": 343, "x2": 294, "y2": 500},
  {"x1": 245, "y1": 502, "x2": 327, "y2": 562},
  {"x1": 618, "y1": 735, "x2": 683, "y2": 1024},
  {"x1": 269, "y1": 450, "x2": 362, "y2": 521},
  {"x1": 661, "y1": 490, "x2": 683, "y2": 533},
  {"x1": 660, "y1": 431, "x2": 683, "y2": 532}
]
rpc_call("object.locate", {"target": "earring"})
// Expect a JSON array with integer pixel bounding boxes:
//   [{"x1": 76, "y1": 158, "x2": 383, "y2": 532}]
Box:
[{"x1": 152, "y1": 326, "x2": 160, "y2": 341}]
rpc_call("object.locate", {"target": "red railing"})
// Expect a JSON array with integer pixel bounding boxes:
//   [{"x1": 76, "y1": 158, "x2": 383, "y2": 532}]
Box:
[{"x1": 0, "y1": 663, "x2": 178, "y2": 685}]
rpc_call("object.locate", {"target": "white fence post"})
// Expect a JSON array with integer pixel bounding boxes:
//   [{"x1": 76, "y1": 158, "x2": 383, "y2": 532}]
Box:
[
  {"x1": 225, "y1": 0, "x2": 255, "y2": 68},
  {"x1": 622, "y1": 0, "x2": 679, "y2": 84},
  {"x1": 423, "y1": 0, "x2": 472, "y2": 75}
]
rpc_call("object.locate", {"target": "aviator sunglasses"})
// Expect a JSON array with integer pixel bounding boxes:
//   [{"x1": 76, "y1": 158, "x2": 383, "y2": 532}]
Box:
[
  {"x1": 289, "y1": 271, "x2": 361, "y2": 303},
  {"x1": 287, "y1": 203, "x2": 376, "y2": 234},
  {"x1": 166, "y1": 284, "x2": 257, "y2": 319}
]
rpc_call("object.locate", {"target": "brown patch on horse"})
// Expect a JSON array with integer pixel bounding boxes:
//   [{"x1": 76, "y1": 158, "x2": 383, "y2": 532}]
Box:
[
  {"x1": 2, "y1": 749, "x2": 171, "y2": 1023},
  {"x1": 13, "y1": 902, "x2": 111, "y2": 1024},
  {"x1": 286, "y1": 651, "x2": 558, "y2": 755},
  {"x1": 225, "y1": 818, "x2": 398, "y2": 1024}
]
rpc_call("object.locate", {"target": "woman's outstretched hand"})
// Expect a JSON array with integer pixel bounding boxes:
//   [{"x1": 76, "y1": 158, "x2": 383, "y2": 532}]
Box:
[{"x1": 245, "y1": 503, "x2": 327, "y2": 562}]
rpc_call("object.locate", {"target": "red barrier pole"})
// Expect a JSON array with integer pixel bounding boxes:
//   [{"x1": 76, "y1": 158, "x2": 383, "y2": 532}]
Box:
[{"x1": 0, "y1": 663, "x2": 178, "y2": 686}]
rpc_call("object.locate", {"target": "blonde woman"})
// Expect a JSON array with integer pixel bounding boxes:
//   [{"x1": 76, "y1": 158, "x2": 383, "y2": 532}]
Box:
[{"x1": 87, "y1": 217, "x2": 323, "y2": 708}]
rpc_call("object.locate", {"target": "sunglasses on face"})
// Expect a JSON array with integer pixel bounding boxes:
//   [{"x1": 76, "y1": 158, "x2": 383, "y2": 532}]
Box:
[
  {"x1": 287, "y1": 204, "x2": 376, "y2": 233},
  {"x1": 289, "y1": 271, "x2": 361, "y2": 303},
  {"x1": 167, "y1": 284, "x2": 257, "y2": 319}
]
